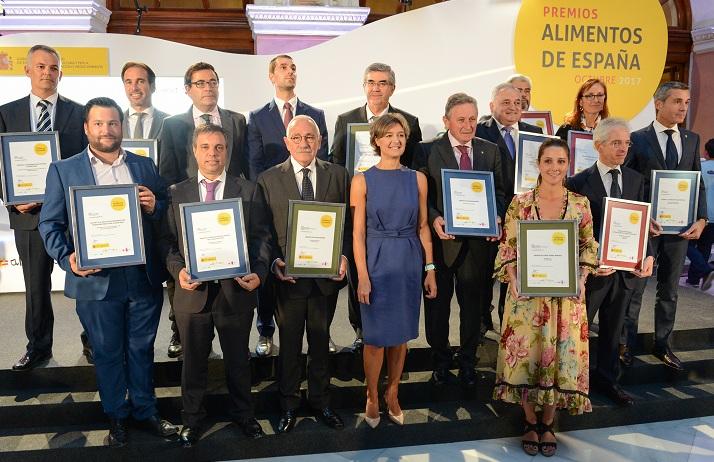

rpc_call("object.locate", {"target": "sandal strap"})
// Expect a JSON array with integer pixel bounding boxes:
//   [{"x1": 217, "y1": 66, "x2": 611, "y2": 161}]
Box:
[
  {"x1": 540, "y1": 421, "x2": 555, "y2": 436},
  {"x1": 523, "y1": 421, "x2": 539, "y2": 433}
]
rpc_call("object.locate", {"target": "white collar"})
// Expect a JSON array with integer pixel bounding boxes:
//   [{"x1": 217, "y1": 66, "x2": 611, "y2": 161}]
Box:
[
  {"x1": 653, "y1": 119, "x2": 679, "y2": 135},
  {"x1": 274, "y1": 95, "x2": 298, "y2": 111},
  {"x1": 30, "y1": 92, "x2": 59, "y2": 107},
  {"x1": 129, "y1": 106, "x2": 155, "y2": 117},
  {"x1": 596, "y1": 159, "x2": 621, "y2": 177},
  {"x1": 447, "y1": 130, "x2": 471, "y2": 149},
  {"x1": 192, "y1": 105, "x2": 219, "y2": 120},
  {"x1": 366, "y1": 104, "x2": 389, "y2": 121},
  {"x1": 87, "y1": 147, "x2": 126, "y2": 166},
  {"x1": 197, "y1": 169, "x2": 227, "y2": 185},
  {"x1": 290, "y1": 156, "x2": 317, "y2": 175}
]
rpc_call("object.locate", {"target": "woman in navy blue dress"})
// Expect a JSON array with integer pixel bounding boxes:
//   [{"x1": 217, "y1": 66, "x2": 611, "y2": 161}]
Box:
[{"x1": 351, "y1": 113, "x2": 437, "y2": 428}]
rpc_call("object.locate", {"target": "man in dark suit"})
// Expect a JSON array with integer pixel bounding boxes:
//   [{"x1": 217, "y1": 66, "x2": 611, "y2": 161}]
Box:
[
  {"x1": 624, "y1": 81, "x2": 708, "y2": 371},
  {"x1": 0, "y1": 44, "x2": 87, "y2": 370},
  {"x1": 39, "y1": 97, "x2": 177, "y2": 447},
  {"x1": 121, "y1": 62, "x2": 169, "y2": 140},
  {"x1": 566, "y1": 118, "x2": 654, "y2": 406},
  {"x1": 476, "y1": 83, "x2": 543, "y2": 330},
  {"x1": 161, "y1": 124, "x2": 271, "y2": 446},
  {"x1": 247, "y1": 54, "x2": 329, "y2": 358},
  {"x1": 329, "y1": 62, "x2": 422, "y2": 348},
  {"x1": 256, "y1": 115, "x2": 351, "y2": 433},
  {"x1": 423, "y1": 93, "x2": 505, "y2": 387}
]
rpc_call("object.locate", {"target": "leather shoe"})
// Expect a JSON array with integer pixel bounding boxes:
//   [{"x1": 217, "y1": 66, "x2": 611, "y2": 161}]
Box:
[
  {"x1": 459, "y1": 368, "x2": 477, "y2": 387},
  {"x1": 314, "y1": 407, "x2": 344, "y2": 430},
  {"x1": 430, "y1": 368, "x2": 457, "y2": 386},
  {"x1": 105, "y1": 418, "x2": 128, "y2": 447},
  {"x1": 237, "y1": 417, "x2": 264, "y2": 439},
  {"x1": 136, "y1": 414, "x2": 179, "y2": 437},
  {"x1": 80, "y1": 331, "x2": 94, "y2": 364},
  {"x1": 277, "y1": 410, "x2": 297, "y2": 433},
  {"x1": 599, "y1": 383, "x2": 634, "y2": 406},
  {"x1": 619, "y1": 344, "x2": 633, "y2": 368},
  {"x1": 179, "y1": 425, "x2": 201, "y2": 447},
  {"x1": 653, "y1": 347, "x2": 684, "y2": 371},
  {"x1": 255, "y1": 335, "x2": 273, "y2": 357},
  {"x1": 167, "y1": 333, "x2": 182, "y2": 358},
  {"x1": 351, "y1": 335, "x2": 364, "y2": 352},
  {"x1": 12, "y1": 350, "x2": 51, "y2": 371}
]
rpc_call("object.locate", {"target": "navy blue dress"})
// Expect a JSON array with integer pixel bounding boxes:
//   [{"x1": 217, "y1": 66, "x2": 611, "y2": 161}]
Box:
[{"x1": 360, "y1": 166, "x2": 422, "y2": 347}]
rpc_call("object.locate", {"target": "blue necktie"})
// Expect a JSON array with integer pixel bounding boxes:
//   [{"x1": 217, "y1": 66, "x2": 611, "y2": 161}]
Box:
[
  {"x1": 503, "y1": 126, "x2": 515, "y2": 160},
  {"x1": 664, "y1": 129, "x2": 678, "y2": 170}
]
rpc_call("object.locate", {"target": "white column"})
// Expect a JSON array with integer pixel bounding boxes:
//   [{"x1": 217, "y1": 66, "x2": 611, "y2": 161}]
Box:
[{"x1": 0, "y1": 1, "x2": 111, "y2": 35}]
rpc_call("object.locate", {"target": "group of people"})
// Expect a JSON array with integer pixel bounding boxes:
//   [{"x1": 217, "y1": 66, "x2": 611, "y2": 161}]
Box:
[{"x1": 1, "y1": 44, "x2": 711, "y2": 456}]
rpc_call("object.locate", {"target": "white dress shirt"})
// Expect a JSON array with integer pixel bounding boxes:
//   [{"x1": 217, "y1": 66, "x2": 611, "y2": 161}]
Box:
[
  {"x1": 87, "y1": 148, "x2": 134, "y2": 185},
  {"x1": 447, "y1": 131, "x2": 473, "y2": 166},
  {"x1": 366, "y1": 104, "x2": 389, "y2": 122},
  {"x1": 197, "y1": 170, "x2": 227, "y2": 202},
  {"x1": 290, "y1": 156, "x2": 317, "y2": 197},
  {"x1": 29, "y1": 92, "x2": 59, "y2": 131},
  {"x1": 653, "y1": 119, "x2": 683, "y2": 164},
  {"x1": 596, "y1": 160, "x2": 622, "y2": 197},
  {"x1": 274, "y1": 95, "x2": 298, "y2": 123},
  {"x1": 127, "y1": 106, "x2": 156, "y2": 138},
  {"x1": 192, "y1": 106, "x2": 221, "y2": 127},
  {"x1": 494, "y1": 118, "x2": 520, "y2": 153}
]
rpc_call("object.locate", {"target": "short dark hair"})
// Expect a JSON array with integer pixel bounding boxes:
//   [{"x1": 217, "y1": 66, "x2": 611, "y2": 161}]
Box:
[
  {"x1": 654, "y1": 81, "x2": 689, "y2": 102},
  {"x1": 269, "y1": 54, "x2": 293, "y2": 74},
  {"x1": 84, "y1": 97, "x2": 124, "y2": 124},
  {"x1": 184, "y1": 62, "x2": 218, "y2": 87},
  {"x1": 705, "y1": 139, "x2": 714, "y2": 158},
  {"x1": 192, "y1": 123, "x2": 226, "y2": 148},
  {"x1": 121, "y1": 62, "x2": 156, "y2": 86}
]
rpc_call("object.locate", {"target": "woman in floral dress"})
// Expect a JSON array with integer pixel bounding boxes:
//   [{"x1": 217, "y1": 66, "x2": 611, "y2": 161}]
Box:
[{"x1": 493, "y1": 138, "x2": 598, "y2": 457}]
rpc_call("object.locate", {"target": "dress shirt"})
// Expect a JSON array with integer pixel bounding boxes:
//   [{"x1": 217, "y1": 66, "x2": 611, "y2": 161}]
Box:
[
  {"x1": 653, "y1": 119, "x2": 683, "y2": 164},
  {"x1": 447, "y1": 131, "x2": 473, "y2": 166},
  {"x1": 29, "y1": 92, "x2": 59, "y2": 131},
  {"x1": 87, "y1": 148, "x2": 134, "y2": 185},
  {"x1": 274, "y1": 95, "x2": 298, "y2": 123},
  {"x1": 494, "y1": 118, "x2": 520, "y2": 152},
  {"x1": 192, "y1": 106, "x2": 221, "y2": 127},
  {"x1": 596, "y1": 160, "x2": 622, "y2": 197},
  {"x1": 289, "y1": 156, "x2": 317, "y2": 197},
  {"x1": 127, "y1": 106, "x2": 156, "y2": 138},
  {"x1": 197, "y1": 170, "x2": 227, "y2": 202},
  {"x1": 366, "y1": 104, "x2": 389, "y2": 122}
]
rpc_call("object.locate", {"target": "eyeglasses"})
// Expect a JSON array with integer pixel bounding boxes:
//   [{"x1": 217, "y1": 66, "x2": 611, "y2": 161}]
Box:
[
  {"x1": 364, "y1": 80, "x2": 392, "y2": 89},
  {"x1": 582, "y1": 93, "x2": 606, "y2": 100},
  {"x1": 608, "y1": 140, "x2": 632, "y2": 149},
  {"x1": 289, "y1": 134, "x2": 317, "y2": 144},
  {"x1": 189, "y1": 79, "x2": 219, "y2": 89}
]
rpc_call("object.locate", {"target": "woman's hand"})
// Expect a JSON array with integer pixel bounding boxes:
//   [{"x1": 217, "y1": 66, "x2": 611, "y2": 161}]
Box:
[
  {"x1": 508, "y1": 281, "x2": 529, "y2": 301},
  {"x1": 569, "y1": 278, "x2": 587, "y2": 304},
  {"x1": 357, "y1": 277, "x2": 371, "y2": 305},
  {"x1": 424, "y1": 270, "x2": 437, "y2": 299}
]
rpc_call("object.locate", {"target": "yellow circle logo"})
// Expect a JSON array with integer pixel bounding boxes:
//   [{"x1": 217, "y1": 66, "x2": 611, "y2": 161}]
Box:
[
  {"x1": 217, "y1": 212, "x2": 232, "y2": 225},
  {"x1": 320, "y1": 215, "x2": 333, "y2": 228},
  {"x1": 677, "y1": 180, "x2": 688, "y2": 192},
  {"x1": 135, "y1": 149, "x2": 148, "y2": 157},
  {"x1": 513, "y1": 0, "x2": 667, "y2": 120},
  {"x1": 471, "y1": 181, "x2": 484, "y2": 193},
  {"x1": 110, "y1": 197, "x2": 126, "y2": 211},
  {"x1": 629, "y1": 212, "x2": 640, "y2": 224},
  {"x1": 34, "y1": 143, "x2": 48, "y2": 155},
  {"x1": 551, "y1": 231, "x2": 566, "y2": 245}
]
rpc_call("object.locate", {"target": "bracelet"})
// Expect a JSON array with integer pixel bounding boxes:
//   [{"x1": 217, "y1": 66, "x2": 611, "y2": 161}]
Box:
[{"x1": 424, "y1": 263, "x2": 436, "y2": 272}]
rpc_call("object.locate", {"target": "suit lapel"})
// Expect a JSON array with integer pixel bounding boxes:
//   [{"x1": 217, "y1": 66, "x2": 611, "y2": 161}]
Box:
[
  {"x1": 218, "y1": 107, "x2": 235, "y2": 157},
  {"x1": 125, "y1": 154, "x2": 143, "y2": 185},
  {"x1": 359, "y1": 105, "x2": 369, "y2": 123},
  {"x1": 278, "y1": 159, "x2": 302, "y2": 201},
  {"x1": 315, "y1": 159, "x2": 332, "y2": 202},
  {"x1": 148, "y1": 110, "x2": 166, "y2": 139},
  {"x1": 16, "y1": 96, "x2": 32, "y2": 131},
  {"x1": 437, "y1": 135, "x2": 459, "y2": 170},
  {"x1": 54, "y1": 96, "x2": 72, "y2": 134},
  {"x1": 644, "y1": 124, "x2": 666, "y2": 168},
  {"x1": 679, "y1": 130, "x2": 695, "y2": 170},
  {"x1": 585, "y1": 164, "x2": 608, "y2": 198},
  {"x1": 470, "y1": 138, "x2": 490, "y2": 171},
  {"x1": 122, "y1": 109, "x2": 130, "y2": 138},
  {"x1": 268, "y1": 100, "x2": 287, "y2": 139},
  {"x1": 223, "y1": 175, "x2": 241, "y2": 199},
  {"x1": 621, "y1": 168, "x2": 637, "y2": 200},
  {"x1": 78, "y1": 150, "x2": 97, "y2": 185}
]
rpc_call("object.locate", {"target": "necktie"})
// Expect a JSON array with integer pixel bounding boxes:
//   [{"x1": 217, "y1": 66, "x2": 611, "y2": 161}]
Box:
[
  {"x1": 608, "y1": 169, "x2": 621, "y2": 199},
  {"x1": 201, "y1": 113, "x2": 212, "y2": 125},
  {"x1": 664, "y1": 129, "x2": 678, "y2": 170},
  {"x1": 202, "y1": 179, "x2": 220, "y2": 202},
  {"x1": 36, "y1": 100, "x2": 51, "y2": 132},
  {"x1": 283, "y1": 102, "x2": 293, "y2": 129},
  {"x1": 503, "y1": 126, "x2": 516, "y2": 160},
  {"x1": 457, "y1": 145, "x2": 472, "y2": 170},
  {"x1": 301, "y1": 168, "x2": 314, "y2": 201},
  {"x1": 134, "y1": 112, "x2": 146, "y2": 139}
]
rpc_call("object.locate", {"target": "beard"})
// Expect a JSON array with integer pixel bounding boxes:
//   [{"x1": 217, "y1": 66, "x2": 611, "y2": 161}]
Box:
[{"x1": 89, "y1": 136, "x2": 122, "y2": 154}]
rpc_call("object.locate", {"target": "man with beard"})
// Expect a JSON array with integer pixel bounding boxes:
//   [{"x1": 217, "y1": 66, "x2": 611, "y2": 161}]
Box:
[{"x1": 39, "y1": 97, "x2": 178, "y2": 447}]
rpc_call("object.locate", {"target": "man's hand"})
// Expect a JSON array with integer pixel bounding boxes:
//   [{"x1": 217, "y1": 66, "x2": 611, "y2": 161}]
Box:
[
  {"x1": 679, "y1": 219, "x2": 706, "y2": 240},
  {"x1": 14, "y1": 203, "x2": 39, "y2": 213},
  {"x1": 235, "y1": 273, "x2": 260, "y2": 291},
  {"x1": 595, "y1": 261, "x2": 616, "y2": 277},
  {"x1": 69, "y1": 252, "x2": 100, "y2": 277},
  {"x1": 272, "y1": 258, "x2": 296, "y2": 283},
  {"x1": 178, "y1": 268, "x2": 201, "y2": 290},
  {"x1": 138, "y1": 185, "x2": 156, "y2": 215},
  {"x1": 331, "y1": 256, "x2": 348, "y2": 281},
  {"x1": 633, "y1": 256, "x2": 654, "y2": 278},
  {"x1": 433, "y1": 216, "x2": 455, "y2": 240},
  {"x1": 649, "y1": 218, "x2": 662, "y2": 237},
  {"x1": 487, "y1": 216, "x2": 502, "y2": 242}
]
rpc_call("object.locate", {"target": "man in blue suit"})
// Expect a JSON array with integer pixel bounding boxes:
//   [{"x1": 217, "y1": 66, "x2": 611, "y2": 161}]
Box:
[
  {"x1": 247, "y1": 54, "x2": 329, "y2": 357},
  {"x1": 39, "y1": 97, "x2": 178, "y2": 447}
]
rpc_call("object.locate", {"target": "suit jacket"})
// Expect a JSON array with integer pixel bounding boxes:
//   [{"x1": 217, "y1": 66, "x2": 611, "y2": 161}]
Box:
[
  {"x1": 122, "y1": 107, "x2": 170, "y2": 140},
  {"x1": 256, "y1": 157, "x2": 352, "y2": 299},
  {"x1": 38, "y1": 149, "x2": 168, "y2": 300},
  {"x1": 566, "y1": 163, "x2": 650, "y2": 287},
  {"x1": 158, "y1": 106, "x2": 248, "y2": 186},
  {"x1": 329, "y1": 104, "x2": 422, "y2": 169},
  {"x1": 161, "y1": 174, "x2": 272, "y2": 314},
  {"x1": 0, "y1": 94, "x2": 87, "y2": 230},
  {"x1": 425, "y1": 133, "x2": 505, "y2": 267},
  {"x1": 625, "y1": 122, "x2": 707, "y2": 221},
  {"x1": 247, "y1": 98, "x2": 328, "y2": 180},
  {"x1": 476, "y1": 116, "x2": 542, "y2": 207}
]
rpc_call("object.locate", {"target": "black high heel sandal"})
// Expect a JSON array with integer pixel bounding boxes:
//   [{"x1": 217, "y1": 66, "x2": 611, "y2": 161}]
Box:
[
  {"x1": 539, "y1": 420, "x2": 557, "y2": 457},
  {"x1": 521, "y1": 420, "x2": 540, "y2": 456}
]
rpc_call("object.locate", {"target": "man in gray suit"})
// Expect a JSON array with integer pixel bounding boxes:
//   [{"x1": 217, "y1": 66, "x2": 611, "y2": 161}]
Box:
[{"x1": 121, "y1": 62, "x2": 169, "y2": 140}]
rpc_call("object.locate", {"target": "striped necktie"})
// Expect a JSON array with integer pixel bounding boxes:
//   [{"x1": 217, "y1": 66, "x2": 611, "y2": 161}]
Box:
[{"x1": 36, "y1": 100, "x2": 52, "y2": 132}]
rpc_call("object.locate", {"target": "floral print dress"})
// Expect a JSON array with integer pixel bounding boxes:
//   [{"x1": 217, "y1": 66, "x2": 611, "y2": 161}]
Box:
[{"x1": 493, "y1": 188, "x2": 598, "y2": 415}]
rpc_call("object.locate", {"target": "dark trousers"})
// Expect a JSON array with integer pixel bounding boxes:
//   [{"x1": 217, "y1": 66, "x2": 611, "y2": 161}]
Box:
[
  {"x1": 166, "y1": 276, "x2": 179, "y2": 339},
  {"x1": 686, "y1": 223, "x2": 714, "y2": 283},
  {"x1": 174, "y1": 283, "x2": 254, "y2": 427},
  {"x1": 622, "y1": 235, "x2": 688, "y2": 351},
  {"x1": 15, "y1": 228, "x2": 54, "y2": 355},
  {"x1": 275, "y1": 286, "x2": 336, "y2": 411},
  {"x1": 424, "y1": 243, "x2": 494, "y2": 370},
  {"x1": 586, "y1": 272, "x2": 633, "y2": 385},
  {"x1": 256, "y1": 275, "x2": 276, "y2": 337},
  {"x1": 75, "y1": 268, "x2": 163, "y2": 420}
]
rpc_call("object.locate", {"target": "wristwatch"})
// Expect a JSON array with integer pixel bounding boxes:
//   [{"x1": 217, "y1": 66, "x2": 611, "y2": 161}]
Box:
[{"x1": 424, "y1": 263, "x2": 436, "y2": 272}]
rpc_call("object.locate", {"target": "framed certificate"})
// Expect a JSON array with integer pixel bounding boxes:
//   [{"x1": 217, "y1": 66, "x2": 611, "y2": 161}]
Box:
[
  {"x1": 122, "y1": 139, "x2": 158, "y2": 165},
  {"x1": 515, "y1": 132, "x2": 559, "y2": 194},
  {"x1": 599, "y1": 198, "x2": 650, "y2": 271},
  {"x1": 180, "y1": 198, "x2": 250, "y2": 282},
  {"x1": 521, "y1": 111, "x2": 554, "y2": 135},
  {"x1": 0, "y1": 131, "x2": 60, "y2": 205},
  {"x1": 345, "y1": 122, "x2": 379, "y2": 175},
  {"x1": 517, "y1": 219, "x2": 579, "y2": 297},
  {"x1": 69, "y1": 184, "x2": 146, "y2": 270},
  {"x1": 568, "y1": 131, "x2": 598, "y2": 176},
  {"x1": 285, "y1": 200, "x2": 346, "y2": 278},
  {"x1": 650, "y1": 170, "x2": 700, "y2": 234},
  {"x1": 441, "y1": 169, "x2": 498, "y2": 237}
]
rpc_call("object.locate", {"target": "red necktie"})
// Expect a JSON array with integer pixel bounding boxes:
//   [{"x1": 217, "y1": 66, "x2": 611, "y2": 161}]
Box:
[
  {"x1": 283, "y1": 102, "x2": 293, "y2": 129},
  {"x1": 457, "y1": 145, "x2": 472, "y2": 170}
]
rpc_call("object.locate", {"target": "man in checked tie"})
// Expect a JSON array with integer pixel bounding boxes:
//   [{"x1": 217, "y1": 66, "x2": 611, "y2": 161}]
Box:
[
  {"x1": 421, "y1": 93, "x2": 505, "y2": 388},
  {"x1": 0, "y1": 44, "x2": 87, "y2": 371},
  {"x1": 623, "y1": 81, "x2": 708, "y2": 371}
]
